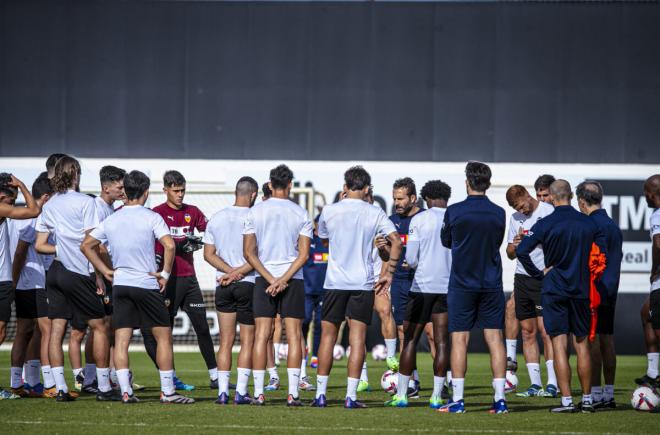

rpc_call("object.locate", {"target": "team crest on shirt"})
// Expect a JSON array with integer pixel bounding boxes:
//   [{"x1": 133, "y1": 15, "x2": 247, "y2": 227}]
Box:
[
  {"x1": 184, "y1": 213, "x2": 191, "y2": 223},
  {"x1": 400, "y1": 234, "x2": 408, "y2": 246}
]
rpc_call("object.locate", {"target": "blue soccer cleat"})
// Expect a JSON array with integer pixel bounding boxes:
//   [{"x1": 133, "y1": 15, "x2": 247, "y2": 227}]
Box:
[
  {"x1": 215, "y1": 392, "x2": 229, "y2": 405},
  {"x1": 544, "y1": 384, "x2": 558, "y2": 398},
  {"x1": 516, "y1": 384, "x2": 544, "y2": 398},
  {"x1": 344, "y1": 397, "x2": 367, "y2": 409},
  {"x1": 489, "y1": 399, "x2": 509, "y2": 414},
  {"x1": 174, "y1": 376, "x2": 195, "y2": 391},
  {"x1": 311, "y1": 394, "x2": 327, "y2": 408},
  {"x1": 438, "y1": 399, "x2": 465, "y2": 413},
  {"x1": 264, "y1": 377, "x2": 280, "y2": 391},
  {"x1": 234, "y1": 391, "x2": 252, "y2": 405},
  {"x1": 384, "y1": 395, "x2": 408, "y2": 408}
]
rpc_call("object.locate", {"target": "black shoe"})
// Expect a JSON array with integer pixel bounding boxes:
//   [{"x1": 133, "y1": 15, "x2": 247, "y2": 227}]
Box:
[
  {"x1": 121, "y1": 392, "x2": 140, "y2": 404},
  {"x1": 56, "y1": 390, "x2": 76, "y2": 402},
  {"x1": 577, "y1": 401, "x2": 595, "y2": 413},
  {"x1": 81, "y1": 381, "x2": 99, "y2": 394},
  {"x1": 96, "y1": 389, "x2": 122, "y2": 401},
  {"x1": 593, "y1": 399, "x2": 616, "y2": 410},
  {"x1": 441, "y1": 384, "x2": 450, "y2": 401},
  {"x1": 229, "y1": 382, "x2": 237, "y2": 390},
  {"x1": 209, "y1": 378, "x2": 218, "y2": 389},
  {"x1": 287, "y1": 394, "x2": 302, "y2": 407},
  {"x1": 506, "y1": 357, "x2": 518, "y2": 373},
  {"x1": 634, "y1": 374, "x2": 660, "y2": 388},
  {"x1": 407, "y1": 383, "x2": 420, "y2": 399},
  {"x1": 550, "y1": 403, "x2": 577, "y2": 413}
]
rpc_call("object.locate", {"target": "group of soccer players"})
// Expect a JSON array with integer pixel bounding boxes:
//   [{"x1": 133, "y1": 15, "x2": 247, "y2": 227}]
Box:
[{"x1": 0, "y1": 154, "x2": 659, "y2": 414}]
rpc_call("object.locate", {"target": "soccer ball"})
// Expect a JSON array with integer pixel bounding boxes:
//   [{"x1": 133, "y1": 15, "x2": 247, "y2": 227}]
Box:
[
  {"x1": 277, "y1": 344, "x2": 288, "y2": 360},
  {"x1": 504, "y1": 371, "x2": 518, "y2": 393},
  {"x1": 333, "y1": 344, "x2": 345, "y2": 360},
  {"x1": 380, "y1": 369, "x2": 398, "y2": 395},
  {"x1": 371, "y1": 344, "x2": 387, "y2": 361},
  {"x1": 631, "y1": 386, "x2": 660, "y2": 411}
]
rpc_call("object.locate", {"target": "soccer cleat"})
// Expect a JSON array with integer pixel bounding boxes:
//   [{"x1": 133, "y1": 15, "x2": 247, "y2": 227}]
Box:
[
  {"x1": 0, "y1": 389, "x2": 21, "y2": 400},
  {"x1": 229, "y1": 382, "x2": 237, "y2": 390},
  {"x1": 299, "y1": 376, "x2": 316, "y2": 391},
  {"x1": 441, "y1": 385, "x2": 451, "y2": 401},
  {"x1": 234, "y1": 391, "x2": 252, "y2": 405},
  {"x1": 550, "y1": 403, "x2": 577, "y2": 413},
  {"x1": 357, "y1": 380, "x2": 371, "y2": 393},
  {"x1": 593, "y1": 399, "x2": 616, "y2": 410},
  {"x1": 55, "y1": 390, "x2": 77, "y2": 402},
  {"x1": 131, "y1": 382, "x2": 146, "y2": 392},
  {"x1": 264, "y1": 377, "x2": 280, "y2": 391},
  {"x1": 634, "y1": 374, "x2": 660, "y2": 389},
  {"x1": 506, "y1": 357, "x2": 518, "y2": 373},
  {"x1": 43, "y1": 386, "x2": 58, "y2": 398},
  {"x1": 252, "y1": 394, "x2": 266, "y2": 406},
  {"x1": 386, "y1": 356, "x2": 400, "y2": 372},
  {"x1": 407, "y1": 383, "x2": 420, "y2": 399},
  {"x1": 287, "y1": 394, "x2": 303, "y2": 407},
  {"x1": 209, "y1": 378, "x2": 218, "y2": 389},
  {"x1": 25, "y1": 383, "x2": 44, "y2": 398},
  {"x1": 81, "y1": 381, "x2": 99, "y2": 395},
  {"x1": 384, "y1": 395, "x2": 408, "y2": 408},
  {"x1": 215, "y1": 392, "x2": 229, "y2": 405},
  {"x1": 438, "y1": 399, "x2": 466, "y2": 413},
  {"x1": 121, "y1": 392, "x2": 139, "y2": 404},
  {"x1": 160, "y1": 392, "x2": 195, "y2": 404},
  {"x1": 96, "y1": 389, "x2": 122, "y2": 401},
  {"x1": 173, "y1": 376, "x2": 195, "y2": 391},
  {"x1": 429, "y1": 395, "x2": 445, "y2": 409},
  {"x1": 74, "y1": 373, "x2": 84, "y2": 392},
  {"x1": 577, "y1": 401, "x2": 595, "y2": 413},
  {"x1": 310, "y1": 394, "x2": 327, "y2": 408},
  {"x1": 10, "y1": 386, "x2": 30, "y2": 398},
  {"x1": 344, "y1": 397, "x2": 367, "y2": 409},
  {"x1": 310, "y1": 356, "x2": 319, "y2": 369},
  {"x1": 489, "y1": 399, "x2": 509, "y2": 414},
  {"x1": 516, "y1": 384, "x2": 545, "y2": 398},
  {"x1": 543, "y1": 384, "x2": 558, "y2": 398}
]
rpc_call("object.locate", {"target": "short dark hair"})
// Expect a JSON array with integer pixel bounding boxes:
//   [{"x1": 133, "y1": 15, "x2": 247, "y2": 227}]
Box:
[
  {"x1": 163, "y1": 170, "x2": 186, "y2": 187},
  {"x1": 262, "y1": 182, "x2": 272, "y2": 199},
  {"x1": 269, "y1": 164, "x2": 294, "y2": 190},
  {"x1": 393, "y1": 177, "x2": 417, "y2": 197},
  {"x1": 100, "y1": 165, "x2": 126, "y2": 186},
  {"x1": 344, "y1": 166, "x2": 371, "y2": 191},
  {"x1": 420, "y1": 180, "x2": 451, "y2": 202},
  {"x1": 0, "y1": 173, "x2": 17, "y2": 197},
  {"x1": 124, "y1": 170, "x2": 151, "y2": 200},
  {"x1": 32, "y1": 172, "x2": 54, "y2": 198},
  {"x1": 465, "y1": 161, "x2": 491, "y2": 192},
  {"x1": 576, "y1": 181, "x2": 603, "y2": 206},
  {"x1": 236, "y1": 176, "x2": 258, "y2": 196},
  {"x1": 45, "y1": 153, "x2": 68, "y2": 171},
  {"x1": 534, "y1": 174, "x2": 556, "y2": 192}
]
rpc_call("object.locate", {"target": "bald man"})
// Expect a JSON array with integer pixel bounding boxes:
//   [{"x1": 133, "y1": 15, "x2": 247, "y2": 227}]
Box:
[{"x1": 516, "y1": 180, "x2": 607, "y2": 413}]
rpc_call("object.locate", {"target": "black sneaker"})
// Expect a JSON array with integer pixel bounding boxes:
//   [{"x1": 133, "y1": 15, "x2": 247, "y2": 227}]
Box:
[
  {"x1": 209, "y1": 378, "x2": 218, "y2": 389},
  {"x1": 506, "y1": 357, "x2": 518, "y2": 373},
  {"x1": 577, "y1": 401, "x2": 595, "y2": 413},
  {"x1": 634, "y1": 374, "x2": 660, "y2": 388},
  {"x1": 441, "y1": 384, "x2": 450, "y2": 401},
  {"x1": 407, "y1": 383, "x2": 420, "y2": 399},
  {"x1": 287, "y1": 394, "x2": 302, "y2": 407},
  {"x1": 593, "y1": 399, "x2": 616, "y2": 410},
  {"x1": 96, "y1": 389, "x2": 122, "y2": 401},
  {"x1": 550, "y1": 403, "x2": 577, "y2": 413},
  {"x1": 121, "y1": 392, "x2": 139, "y2": 404},
  {"x1": 81, "y1": 381, "x2": 99, "y2": 394},
  {"x1": 56, "y1": 390, "x2": 77, "y2": 402}
]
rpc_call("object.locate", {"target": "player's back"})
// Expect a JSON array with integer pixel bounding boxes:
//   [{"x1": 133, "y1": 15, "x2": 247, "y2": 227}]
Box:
[
  {"x1": 9, "y1": 218, "x2": 46, "y2": 289},
  {"x1": 205, "y1": 206, "x2": 254, "y2": 280},
  {"x1": 409, "y1": 207, "x2": 451, "y2": 293}
]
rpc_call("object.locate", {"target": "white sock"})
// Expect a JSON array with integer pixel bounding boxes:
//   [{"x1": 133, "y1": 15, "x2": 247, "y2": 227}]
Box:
[
  {"x1": 97, "y1": 367, "x2": 111, "y2": 393},
  {"x1": 316, "y1": 375, "x2": 328, "y2": 398},
  {"x1": 116, "y1": 368, "x2": 132, "y2": 396},
  {"x1": 287, "y1": 368, "x2": 301, "y2": 397},
  {"x1": 385, "y1": 339, "x2": 397, "y2": 359},
  {"x1": 432, "y1": 376, "x2": 445, "y2": 398},
  {"x1": 274, "y1": 343, "x2": 281, "y2": 363},
  {"x1": 26, "y1": 360, "x2": 41, "y2": 386},
  {"x1": 10, "y1": 367, "x2": 23, "y2": 388},
  {"x1": 72, "y1": 367, "x2": 83, "y2": 379},
  {"x1": 603, "y1": 384, "x2": 614, "y2": 401},
  {"x1": 506, "y1": 339, "x2": 517, "y2": 361},
  {"x1": 561, "y1": 395, "x2": 573, "y2": 407},
  {"x1": 397, "y1": 373, "x2": 410, "y2": 399},
  {"x1": 218, "y1": 370, "x2": 230, "y2": 395},
  {"x1": 52, "y1": 366, "x2": 68, "y2": 393},
  {"x1": 582, "y1": 393, "x2": 592, "y2": 405},
  {"x1": 253, "y1": 370, "x2": 265, "y2": 396},
  {"x1": 209, "y1": 367, "x2": 218, "y2": 381},
  {"x1": 300, "y1": 358, "x2": 307, "y2": 379},
  {"x1": 83, "y1": 363, "x2": 96, "y2": 386},
  {"x1": 236, "y1": 368, "x2": 251, "y2": 396},
  {"x1": 591, "y1": 385, "x2": 603, "y2": 402},
  {"x1": 545, "y1": 360, "x2": 557, "y2": 387},
  {"x1": 110, "y1": 367, "x2": 118, "y2": 385},
  {"x1": 447, "y1": 370, "x2": 453, "y2": 385},
  {"x1": 527, "y1": 363, "x2": 542, "y2": 386},
  {"x1": 493, "y1": 378, "x2": 505, "y2": 401},
  {"x1": 452, "y1": 378, "x2": 465, "y2": 402},
  {"x1": 22, "y1": 363, "x2": 27, "y2": 384},
  {"x1": 42, "y1": 365, "x2": 55, "y2": 389},
  {"x1": 346, "y1": 377, "x2": 359, "y2": 400},
  {"x1": 647, "y1": 353, "x2": 659, "y2": 378},
  {"x1": 160, "y1": 370, "x2": 175, "y2": 395},
  {"x1": 267, "y1": 366, "x2": 279, "y2": 381},
  {"x1": 360, "y1": 362, "x2": 368, "y2": 383}
]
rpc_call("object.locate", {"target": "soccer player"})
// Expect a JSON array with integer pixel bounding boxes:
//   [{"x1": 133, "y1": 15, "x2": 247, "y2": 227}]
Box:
[
  {"x1": 45, "y1": 154, "x2": 68, "y2": 180},
  {"x1": 385, "y1": 180, "x2": 452, "y2": 409},
  {"x1": 504, "y1": 185, "x2": 557, "y2": 398},
  {"x1": 534, "y1": 175, "x2": 556, "y2": 204},
  {"x1": 243, "y1": 164, "x2": 312, "y2": 406},
  {"x1": 0, "y1": 173, "x2": 41, "y2": 400},
  {"x1": 34, "y1": 156, "x2": 114, "y2": 401},
  {"x1": 439, "y1": 161, "x2": 508, "y2": 414},
  {"x1": 517, "y1": 180, "x2": 607, "y2": 413},
  {"x1": 576, "y1": 181, "x2": 623, "y2": 409},
  {"x1": 203, "y1": 176, "x2": 259, "y2": 405},
  {"x1": 81, "y1": 170, "x2": 194, "y2": 404},
  {"x1": 145, "y1": 170, "x2": 217, "y2": 390},
  {"x1": 312, "y1": 166, "x2": 401, "y2": 408}
]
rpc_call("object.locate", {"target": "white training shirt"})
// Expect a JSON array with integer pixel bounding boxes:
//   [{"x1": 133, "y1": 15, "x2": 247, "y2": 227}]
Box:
[
  {"x1": 9, "y1": 218, "x2": 46, "y2": 290},
  {"x1": 318, "y1": 198, "x2": 397, "y2": 290},
  {"x1": 243, "y1": 197, "x2": 313, "y2": 280},
  {"x1": 0, "y1": 219, "x2": 11, "y2": 282},
  {"x1": 90, "y1": 205, "x2": 169, "y2": 290},
  {"x1": 36, "y1": 190, "x2": 99, "y2": 276},
  {"x1": 507, "y1": 201, "x2": 554, "y2": 276},
  {"x1": 651, "y1": 208, "x2": 660, "y2": 291},
  {"x1": 94, "y1": 196, "x2": 115, "y2": 223},
  {"x1": 405, "y1": 207, "x2": 452, "y2": 294},
  {"x1": 203, "y1": 206, "x2": 255, "y2": 284}
]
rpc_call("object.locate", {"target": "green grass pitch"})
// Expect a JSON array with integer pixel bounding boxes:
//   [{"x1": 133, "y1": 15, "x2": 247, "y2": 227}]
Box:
[{"x1": 0, "y1": 351, "x2": 656, "y2": 434}]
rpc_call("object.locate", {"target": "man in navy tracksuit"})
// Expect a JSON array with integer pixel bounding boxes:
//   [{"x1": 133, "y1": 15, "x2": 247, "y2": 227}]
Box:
[
  {"x1": 303, "y1": 216, "x2": 328, "y2": 360},
  {"x1": 439, "y1": 162, "x2": 508, "y2": 414},
  {"x1": 517, "y1": 180, "x2": 607, "y2": 413},
  {"x1": 576, "y1": 181, "x2": 622, "y2": 410}
]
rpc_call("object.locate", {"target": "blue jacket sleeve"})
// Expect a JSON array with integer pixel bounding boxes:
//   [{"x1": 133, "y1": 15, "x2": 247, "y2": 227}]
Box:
[
  {"x1": 599, "y1": 227, "x2": 622, "y2": 300},
  {"x1": 515, "y1": 221, "x2": 544, "y2": 279},
  {"x1": 440, "y1": 209, "x2": 452, "y2": 249}
]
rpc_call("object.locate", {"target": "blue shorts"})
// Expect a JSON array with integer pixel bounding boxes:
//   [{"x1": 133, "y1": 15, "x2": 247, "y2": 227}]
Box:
[
  {"x1": 447, "y1": 289, "x2": 505, "y2": 333},
  {"x1": 391, "y1": 279, "x2": 412, "y2": 325},
  {"x1": 541, "y1": 293, "x2": 590, "y2": 338}
]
